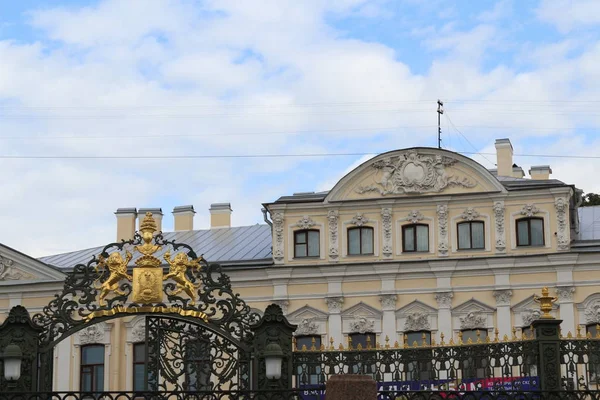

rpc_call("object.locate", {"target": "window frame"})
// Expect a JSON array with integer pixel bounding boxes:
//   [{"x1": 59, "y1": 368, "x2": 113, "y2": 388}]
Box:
[
  {"x1": 516, "y1": 217, "x2": 545, "y2": 247},
  {"x1": 348, "y1": 332, "x2": 376, "y2": 350},
  {"x1": 80, "y1": 344, "x2": 105, "y2": 392},
  {"x1": 457, "y1": 221, "x2": 486, "y2": 250},
  {"x1": 347, "y1": 226, "x2": 375, "y2": 256},
  {"x1": 132, "y1": 342, "x2": 146, "y2": 391},
  {"x1": 404, "y1": 330, "x2": 432, "y2": 347},
  {"x1": 295, "y1": 335, "x2": 322, "y2": 351},
  {"x1": 294, "y1": 229, "x2": 320, "y2": 258},
  {"x1": 401, "y1": 223, "x2": 429, "y2": 253}
]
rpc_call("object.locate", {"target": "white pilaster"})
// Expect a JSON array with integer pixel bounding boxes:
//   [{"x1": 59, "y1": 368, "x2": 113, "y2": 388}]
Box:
[
  {"x1": 435, "y1": 292, "x2": 453, "y2": 339},
  {"x1": 326, "y1": 297, "x2": 344, "y2": 346},
  {"x1": 493, "y1": 289, "x2": 513, "y2": 338},
  {"x1": 557, "y1": 286, "x2": 576, "y2": 333},
  {"x1": 379, "y1": 294, "x2": 397, "y2": 344},
  {"x1": 54, "y1": 337, "x2": 72, "y2": 391}
]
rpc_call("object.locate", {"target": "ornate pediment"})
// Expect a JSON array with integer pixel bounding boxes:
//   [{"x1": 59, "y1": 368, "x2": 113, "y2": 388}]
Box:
[
  {"x1": 349, "y1": 317, "x2": 375, "y2": 334},
  {"x1": 404, "y1": 313, "x2": 431, "y2": 331},
  {"x1": 460, "y1": 312, "x2": 487, "y2": 330},
  {"x1": 0, "y1": 255, "x2": 35, "y2": 280},
  {"x1": 287, "y1": 305, "x2": 328, "y2": 321},
  {"x1": 341, "y1": 302, "x2": 383, "y2": 318},
  {"x1": 295, "y1": 318, "x2": 319, "y2": 336}
]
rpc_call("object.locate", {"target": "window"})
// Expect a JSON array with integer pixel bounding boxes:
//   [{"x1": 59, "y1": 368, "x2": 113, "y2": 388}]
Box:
[
  {"x1": 348, "y1": 227, "x2": 374, "y2": 255},
  {"x1": 133, "y1": 343, "x2": 146, "y2": 391},
  {"x1": 461, "y1": 329, "x2": 488, "y2": 344},
  {"x1": 457, "y1": 221, "x2": 485, "y2": 250},
  {"x1": 296, "y1": 335, "x2": 322, "y2": 351},
  {"x1": 348, "y1": 332, "x2": 376, "y2": 349},
  {"x1": 516, "y1": 218, "x2": 545, "y2": 247},
  {"x1": 402, "y1": 224, "x2": 429, "y2": 252},
  {"x1": 404, "y1": 330, "x2": 431, "y2": 347},
  {"x1": 80, "y1": 345, "x2": 105, "y2": 392},
  {"x1": 294, "y1": 230, "x2": 320, "y2": 258},
  {"x1": 185, "y1": 339, "x2": 211, "y2": 391},
  {"x1": 587, "y1": 324, "x2": 599, "y2": 338}
]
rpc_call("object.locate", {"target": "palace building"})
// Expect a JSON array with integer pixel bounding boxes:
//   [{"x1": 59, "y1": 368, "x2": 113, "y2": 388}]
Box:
[{"x1": 1, "y1": 137, "x2": 599, "y2": 391}]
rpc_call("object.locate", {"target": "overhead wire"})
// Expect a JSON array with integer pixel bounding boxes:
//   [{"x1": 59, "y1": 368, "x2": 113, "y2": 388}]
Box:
[{"x1": 444, "y1": 112, "x2": 496, "y2": 167}]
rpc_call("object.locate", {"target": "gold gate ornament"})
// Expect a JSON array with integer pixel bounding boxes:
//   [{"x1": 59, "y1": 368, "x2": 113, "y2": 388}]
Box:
[{"x1": 132, "y1": 212, "x2": 164, "y2": 304}]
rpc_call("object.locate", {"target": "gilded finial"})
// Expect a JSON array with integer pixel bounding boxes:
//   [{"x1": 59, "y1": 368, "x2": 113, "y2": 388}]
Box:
[
  {"x1": 494, "y1": 328, "x2": 499, "y2": 343},
  {"x1": 440, "y1": 332, "x2": 445, "y2": 346},
  {"x1": 320, "y1": 343, "x2": 325, "y2": 351},
  {"x1": 385, "y1": 335, "x2": 390, "y2": 349},
  {"x1": 458, "y1": 331, "x2": 463, "y2": 345},
  {"x1": 366, "y1": 335, "x2": 372, "y2": 350},
  {"x1": 338, "y1": 343, "x2": 344, "y2": 351},
  {"x1": 567, "y1": 331, "x2": 573, "y2": 339},
  {"x1": 403, "y1": 334, "x2": 408, "y2": 348},
  {"x1": 597, "y1": 325, "x2": 600, "y2": 339},
  {"x1": 476, "y1": 330, "x2": 482, "y2": 343},
  {"x1": 503, "y1": 334, "x2": 509, "y2": 342},
  {"x1": 301, "y1": 344, "x2": 307, "y2": 351},
  {"x1": 292, "y1": 337, "x2": 297, "y2": 351},
  {"x1": 512, "y1": 327, "x2": 517, "y2": 341},
  {"x1": 394, "y1": 340, "x2": 400, "y2": 348},
  {"x1": 422, "y1": 332, "x2": 428, "y2": 347},
  {"x1": 329, "y1": 337, "x2": 335, "y2": 350},
  {"x1": 311, "y1": 337, "x2": 317, "y2": 351},
  {"x1": 577, "y1": 325, "x2": 583, "y2": 339},
  {"x1": 533, "y1": 287, "x2": 558, "y2": 319},
  {"x1": 449, "y1": 338, "x2": 455, "y2": 346}
]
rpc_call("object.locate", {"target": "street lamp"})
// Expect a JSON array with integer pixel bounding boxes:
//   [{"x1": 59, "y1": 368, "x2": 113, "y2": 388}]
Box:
[
  {"x1": 264, "y1": 343, "x2": 283, "y2": 380},
  {"x1": 3, "y1": 343, "x2": 23, "y2": 382}
]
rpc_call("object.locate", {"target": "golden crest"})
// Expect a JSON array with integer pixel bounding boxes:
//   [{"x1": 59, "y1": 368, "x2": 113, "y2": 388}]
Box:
[
  {"x1": 163, "y1": 251, "x2": 203, "y2": 305},
  {"x1": 95, "y1": 250, "x2": 132, "y2": 306},
  {"x1": 133, "y1": 267, "x2": 164, "y2": 304}
]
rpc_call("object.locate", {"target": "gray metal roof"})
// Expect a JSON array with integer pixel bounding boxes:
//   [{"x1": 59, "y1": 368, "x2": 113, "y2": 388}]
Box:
[
  {"x1": 39, "y1": 224, "x2": 273, "y2": 270},
  {"x1": 579, "y1": 206, "x2": 600, "y2": 240}
]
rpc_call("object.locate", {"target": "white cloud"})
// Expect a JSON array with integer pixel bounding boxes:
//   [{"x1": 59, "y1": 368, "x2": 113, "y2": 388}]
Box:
[{"x1": 537, "y1": 0, "x2": 600, "y2": 33}]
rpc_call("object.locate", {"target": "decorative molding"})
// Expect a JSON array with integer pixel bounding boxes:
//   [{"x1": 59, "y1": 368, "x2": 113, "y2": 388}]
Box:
[
  {"x1": 493, "y1": 201, "x2": 506, "y2": 252},
  {"x1": 555, "y1": 197, "x2": 569, "y2": 251},
  {"x1": 131, "y1": 320, "x2": 145, "y2": 343},
  {"x1": 437, "y1": 205, "x2": 449, "y2": 256},
  {"x1": 326, "y1": 297, "x2": 344, "y2": 314},
  {"x1": 459, "y1": 207, "x2": 480, "y2": 221},
  {"x1": 0, "y1": 255, "x2": 33, "y2": 280},
  {"x1": 406, "y1": 210, "x2": 424, "y2": 224},
  {"x1": 78, "y1": 322, "x2": 107, "y2": 345},
  {"x1": 349, "y1": 316, "x2": 375, "y2": 334},
  {"x1": 460, "y1": 312, "x2": 487, "y2": 330},
  {"x1": 435, "y1": 292, "x2": 453, "y2": 309},
  {"x1": 584, "y1": 304, "x2": 600, "y2": 325},
  {"x1": 295, "y1": 318, "x2": 319, "y2": 336},
  {"x1": 379, "y1": 294, "x2": 397, "y2": 311},
  {"x1": 520, "y1": 204, "x2": 541, "y2": 217},
  {"x1": 272, "y1": 212, "x2": 285, "y2": 263},
  {"x1": 404, "y1": 313, "x2": 431, "y2": 331},
  {"x1": 493, "y1": 289, "x2": 512, "y2": 307},
  {"x1": 356, "y1": 150, "x2": 476, "y2": 195},
  {"x1": 381, "y1": 208, "x2": 393, "y2": 257},
  {"x1": 327, "y1": 210, "x2": 339, "y2": 260},
  {"x1": 556, "y1": 286, "x2": 575, "y2": 303},
  {"x1": 272, "y1": 299, "x2": 289, "y2": 315},
  {"x1": 294, "y1": 215, "x2": 316, "y2": 230},
  {"x1": 350, "y1": 213, "x2": 370, "y2": 227}
]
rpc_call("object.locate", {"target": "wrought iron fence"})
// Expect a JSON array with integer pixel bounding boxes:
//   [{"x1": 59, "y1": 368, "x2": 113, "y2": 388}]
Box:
[
  {"x1": 0, "y1": 391, "x2": 309, "y2": 400},
  {"x1": 561, "y1": 330, "x2": 600, "y2": 390},
  {"x1": 377, "y1": 390, "x2": 600, "y2": 400}
]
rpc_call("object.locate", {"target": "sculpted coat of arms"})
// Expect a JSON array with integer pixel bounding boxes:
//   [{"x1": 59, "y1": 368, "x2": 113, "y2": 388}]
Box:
[{"x1": 357, "y1": 150, "x2": 476, "y2": 195}]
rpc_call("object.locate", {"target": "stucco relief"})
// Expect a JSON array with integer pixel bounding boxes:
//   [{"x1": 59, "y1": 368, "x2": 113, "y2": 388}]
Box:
[
  {"x1": 459, "y1": 207, "x2": 480, "y2": 221},
  {"x1": 131, "y1": 320, "x2": 146, "y2": 342},
  {"x1": 356, "y1": 150, "x2": 476, "y2": 196},
  {"x1": 381, "y1": 208, "x2": 393, "y2": 257},
  {"x1": 79, "y1": 322, "x2": 107, "y2": 345},
  {"x1": 521, "y1": 309, "x2": 542, "y2": 326},
  {"x1": 435, "y1": 292, "x2": 453, "y2": 309},
  {"x1": 404, "y1": 313, "x2": 430, "y2": 331},
  {"x1": 493, "y1": 201, "x2": 506, "y2": 252},
  {"x1": 350, "y1": 213, "x2": 370, "y2": 227},
  {"x1": 272, "y1": 212, "x2": 285, "y2": 262},
  {"x1": 555, "y1": 197, "x2": 570, "y2": 250},
  {"x1": 295, "y1": 318, "x2": 319, "y2": 336},
  {"x1": 460, "y1": 312, "x2": 487, "y2": 330},
  {"x1": 327, "y1": 210, "x2": 339, "y2": 260},
  {"x1": 520, "y1": 204, "x2": 540, "y2": 217},
  {"x1": 295, "y1": 215, "x2": 316, "y2": 230},
  {"x1": 350, "y1": 316, "x2": 375, "y2": 334},
  {"x1": 379, "y1": 294, "x2": 397, "y2": 311},
  {"x1": 0, "y1": 255, "x2": 33, "y2": 280},
  {"x1": 437, "y1": 205, "x2": 449, "y2": 256},
  {"x1": 406, "y1": 210, "x2": 424, "y2": 224},
  {"x1": 584, "y1": 303, "x2": 600, "y2": 325}
]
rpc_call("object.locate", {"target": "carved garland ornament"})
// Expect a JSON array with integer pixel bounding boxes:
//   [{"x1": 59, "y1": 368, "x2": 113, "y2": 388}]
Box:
[
  {"x1": 459, "y1": 207, "x2": 480, "y2": 221},
  {"x1": 295, "y1": 318, "x2": 319, "y2": 336},
  {"x1": 272, "y1": 212, "x2": 285, "y2": 262},
  {"x1": 79, "y1": 322, "x2": 106, "y2": 345},
  {"x1": 520, "y1": 204, "x2": 540, "y2": 217},
  {"x1": 493, "y1": 201, "x2": 506, "y2": 252},
  {"x1": 326, "y1": 297, "x2": 344, "y2": 314},
  {"x1": 356, "y1": 150, "x2": 476, "y2": 195},
  {"x1": 584, "y1": 303, "x2": 600, "y2": 325},
  {"x1": 404, "y1": 313, "x2": 430, "y2": 332},
  {"x1": 350, "y1": 213, "x2": 370, "y2": 227},
  {"x1": 381, "y1": 208, "x2": 393, "y2": 257},
  {"x1": 554, "y1": 197, "x2": 569, "y2": 250},
  {"x1": 555, "y1": 286, "x2": 575, "y2": 303},
  {"x1": 437, "y1": 205, "x2": 449, "y2": 255},
  {"x1": 493, "y1": 289, "x2": 512, "y2": 307},
  {"x1": 435, "y1": 292, "x2": 453, "y2": 309},
  {"x1": 0, "y1": 255, "x2": 33, "y2": 280},
  {"x1": 295, "y1": 215, "x2": 316, "y2": 230},
  {"x1": 327, "y1": 210, "x2": 339, "y2": 260},
  {"x1": 407, "y1": 210, "x2": 424, "y2": 224},
  {"x1": 521, "y1": 309, "x2": 543, "y2": 326}
]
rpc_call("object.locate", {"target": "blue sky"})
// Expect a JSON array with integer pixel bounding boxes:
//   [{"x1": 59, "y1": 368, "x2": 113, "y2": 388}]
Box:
[{"x1": 1, "y1": 0, "x2": 600, "y2": 256}]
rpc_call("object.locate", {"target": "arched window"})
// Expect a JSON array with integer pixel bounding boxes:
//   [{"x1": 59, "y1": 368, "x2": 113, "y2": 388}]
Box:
[
  {"x1": 587, "y1": 324, "x2": 600, "y2": 338},
  {"x1": 294, "y1": 230, "x2": 320, "y2": 258},
  {"x1": 457, "y1": 221, "x2": 485, "y2": 250},
  {"x1": 80, "y1": 344, "x2": 105, "y2": 392},
  {"x1": 402, "y1": 224, "x2": 429, "y2": 252},
  {"x1": 132, "y1": 343, "x2": 146, "y2": 391},
  {"x1": 348, "y1": 227, "x2": 374, "y2": 255},
  {"x1": 516, "y1": 217, "x2": 544, "y2": 247}
]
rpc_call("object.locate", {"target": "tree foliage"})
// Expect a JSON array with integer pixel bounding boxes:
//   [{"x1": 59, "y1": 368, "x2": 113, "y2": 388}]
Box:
[{"x1": 582, "y1": 193, "x2": 600, "y2": 207}]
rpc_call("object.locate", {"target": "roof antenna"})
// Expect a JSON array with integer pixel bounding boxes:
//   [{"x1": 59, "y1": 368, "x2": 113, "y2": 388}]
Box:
[{"x1": 437, "y1": 99, "x2": 444, "y2": 149}]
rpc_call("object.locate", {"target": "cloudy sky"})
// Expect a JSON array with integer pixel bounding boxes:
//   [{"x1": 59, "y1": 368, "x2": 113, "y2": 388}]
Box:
[{"x1": 1, "y1": 0, "x2": 600, "y2": 257}]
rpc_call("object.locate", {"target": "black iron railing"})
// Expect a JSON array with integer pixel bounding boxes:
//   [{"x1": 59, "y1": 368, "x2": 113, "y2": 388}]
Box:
[{"x1": 0, "y1": 391, "x2": 310, "y2": 400}]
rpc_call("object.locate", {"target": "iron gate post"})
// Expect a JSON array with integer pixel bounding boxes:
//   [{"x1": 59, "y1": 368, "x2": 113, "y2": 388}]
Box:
[
  {"x1": 0, "y1": 305, "x2": 43, "y2": 391},
  {"x1": 532, "y1": 318, "x2": 563, "y2": 391},
  {"x1": 251, "y1": 304, "x2": 297, "y2": 390}
]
